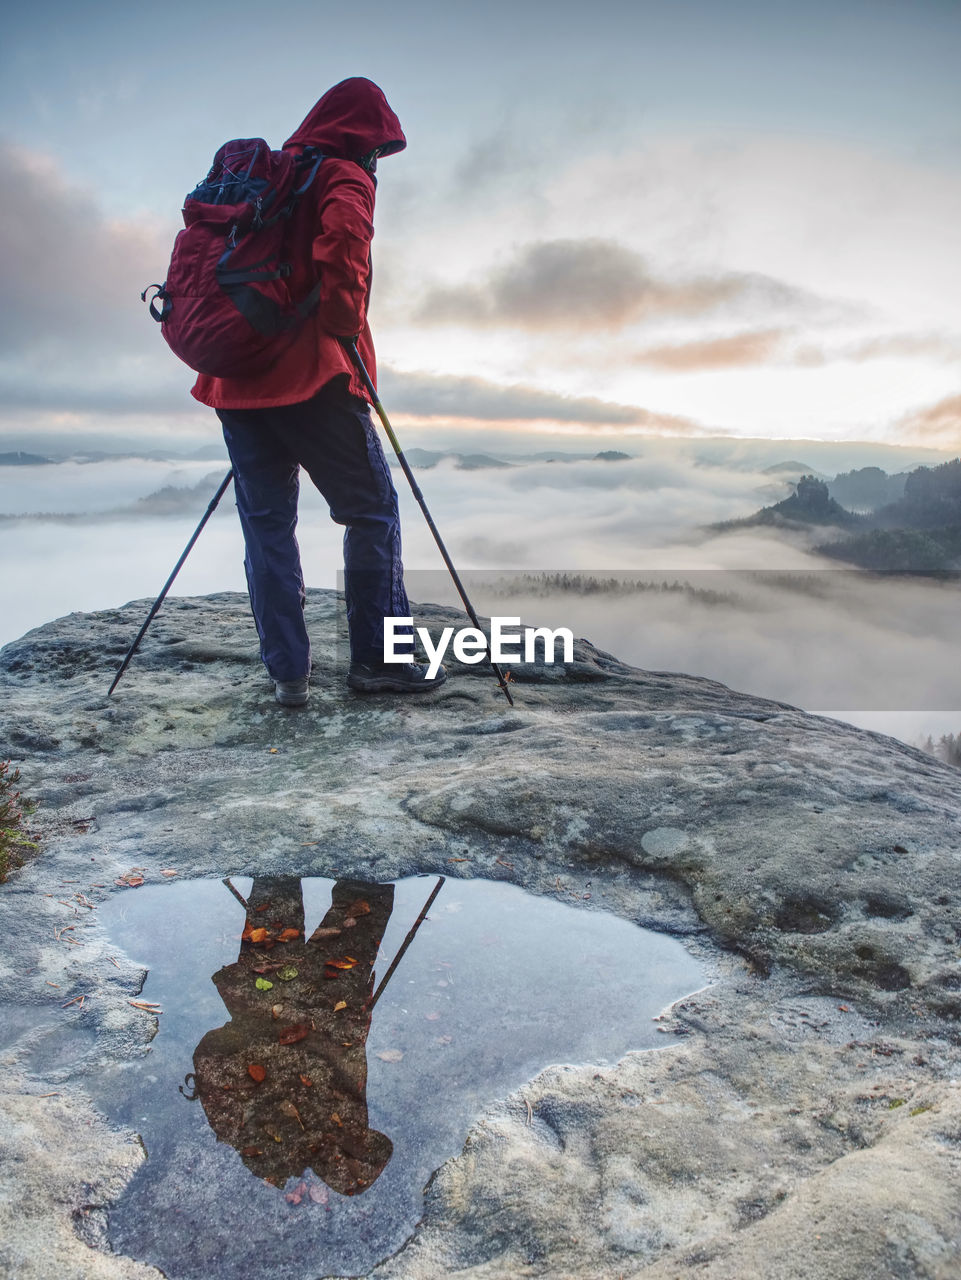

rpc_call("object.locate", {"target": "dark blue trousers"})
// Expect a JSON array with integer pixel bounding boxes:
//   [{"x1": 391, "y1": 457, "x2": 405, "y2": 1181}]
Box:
[{"x1": 218, "y1": 377, "x2": 410, "y2": 681}]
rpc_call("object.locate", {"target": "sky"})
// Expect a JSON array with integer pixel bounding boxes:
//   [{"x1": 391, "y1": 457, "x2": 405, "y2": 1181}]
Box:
[{"x1": 2, "y1": 0, "x2": 960, "y2": 452}]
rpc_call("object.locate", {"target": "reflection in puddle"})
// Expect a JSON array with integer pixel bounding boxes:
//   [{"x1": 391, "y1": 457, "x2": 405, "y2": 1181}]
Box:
[
  {"x1": 96, "y1": 875, "x2": 706, "y2": 1280},
  {"x1": 190, "y1": 877, "x2": 400, "y2": 1197}
]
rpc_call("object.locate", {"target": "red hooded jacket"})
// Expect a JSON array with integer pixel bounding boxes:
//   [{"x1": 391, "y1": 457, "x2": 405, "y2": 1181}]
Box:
[{"x1": 191, "y1": 78, "x2": 406, "y2": 410}]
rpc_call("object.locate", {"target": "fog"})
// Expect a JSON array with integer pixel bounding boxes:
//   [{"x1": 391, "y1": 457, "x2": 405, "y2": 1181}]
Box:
[{"x1": 1, "y1": 439, "x2": 958, "y2": 750}]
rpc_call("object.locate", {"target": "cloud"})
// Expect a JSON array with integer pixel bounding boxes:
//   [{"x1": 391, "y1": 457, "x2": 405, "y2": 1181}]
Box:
[
  {"x1": 0, "y1": 142, "x2": 190, "y2": 419},
  {"x1": 793, "y1": 332, "x2": 961, "y2": 368},
  {"x1": 414, "y1": 238, "x2": 806, "y2": 332},
  {"x1": 897, "y1": 393, "x2": 961, "y2": 449},
  {"x1": 0, "y1": 142, "x2": 173, "y2": 354},
  {"x1": 378, "y1": 365, "x2": 706, "y2": 433},
  {"x1": 630, "y1": 329, "x2": 787, "y2": 370}
]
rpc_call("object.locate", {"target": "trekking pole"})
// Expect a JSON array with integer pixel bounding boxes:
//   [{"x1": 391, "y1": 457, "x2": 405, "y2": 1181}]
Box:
[
  {"x1": 343, "y1": 341, "x2": 514, "y2": 707},
  {"x1": 107, "y1": 469, "x2": 234, "y2": 696},
  {"x1": 370, "y1": 876, "x2": 445, "y2": 1010}
]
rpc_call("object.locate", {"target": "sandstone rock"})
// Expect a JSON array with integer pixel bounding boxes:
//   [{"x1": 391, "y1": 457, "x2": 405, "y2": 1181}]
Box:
[{"x1": 1, "y1": 590, "x2": 960, "y2": 1279}]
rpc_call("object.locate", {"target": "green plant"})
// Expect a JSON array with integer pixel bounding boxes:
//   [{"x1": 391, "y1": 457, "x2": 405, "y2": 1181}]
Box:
[{"x1": 0, "y1": 760, "x2": 37, "y2": 882}]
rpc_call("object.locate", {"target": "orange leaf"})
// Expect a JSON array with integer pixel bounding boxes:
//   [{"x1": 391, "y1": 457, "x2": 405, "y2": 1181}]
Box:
[
  {"x1": 299, "y1": 1074, "x2": 313, "y2": 1087},
  {"x1": 333, "y1": 1000, "x2": 347, "y2": 1012},
  {"x1": 277, "y1": 928, "x2": 301, "y2": 942},
  {"x1": 247, "y1": 1063, "x2": 266, "y2": 1083},
  {"x1": 347, "y1": 899, "x2": 371, "y2": 916},
  {"x1": 278, "y1": 1024, "x2": 310, "y2": 1045},
  {"x1": 242, "y1": 924, "x2": 268, "y2": 944},
  {"x1": 326, "y1": 957, "x2": 357, "y2": 970}
]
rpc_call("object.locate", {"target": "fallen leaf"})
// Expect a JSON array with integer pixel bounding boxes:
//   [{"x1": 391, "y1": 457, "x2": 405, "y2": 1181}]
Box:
[
  {"x1": 160, "y1": 869, "x2": 178, "y2": 877},
  {"x1": 313, "y1": 927, "x2": 342, "y2": 940},
  {"x1": 447, "y1": 857, "x2": 469, "y2": 863},
  {"x1": 326, "y1": 957, "x2": 357, "y2": 970},
  {"x1": 838, "y1": 1005, "x2": 850, "y2": 1012},
  {"x1": 277, "y1": 928, "x2": 301, "y2": 942},
  {"x1": 272, "y1": 1003, "x2": 284, "y2": 1019},
  {"x1": 333, "y1": 1000, "x2": 347, "y2": 1012},
  {"x1": 128, "y1": 1000, "x2": 162, "y2": 1013},
  {"x1": 322, "y1": 968, "x2": 341, "y2": 980},
  {"x1": 347, "y1": 899, "x2": 371, "y2": 916},
  {"x1": 269, "y1": 748, "x2": 279, "y2": 754},
  {"x1": 241, "y1": 1146, "x2": 263, "y2": 1158},
  {"x1": 308, "y1": 1183, "x2": 328, "y2": 1205},
  {"x1": 115, "y1": 873, "x2": 145, "y2": 888},
  {"x1": 299, "y1": 1074, "x2": 313, "y2": 1087},
  {"x1": 342, "y1": 917, "x2": 357, "y2": 928},
  {"x1": 278, "y1": 1024, "x2": 311, "y2": 1045},
  {"x1": 255, "y1": 977, "x2": 274, "y2": 991},
  {"x1": 248, "y1": 1063, "x2": 266, "y2": 1083},
  {"x1": 278, "y1": 1100, "x2": 304, "y2": 1127},
  {"x1": 242, "y1": 924, "x2": 269, "y2": 944},
  {"x1": 277, "y1": 965, "x2": 299, "y2": 982},
  {"x1": 376, "y1": 1048, "x2": 404, "y2": 1063},
  {"x1": 285, "y1": 1179, "x2": 306, "y2": 1204}
]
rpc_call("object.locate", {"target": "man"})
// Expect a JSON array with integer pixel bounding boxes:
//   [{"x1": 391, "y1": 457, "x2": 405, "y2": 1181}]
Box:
[{"x1": 191, "y1": 78, "x2": 443, "y2": 706}]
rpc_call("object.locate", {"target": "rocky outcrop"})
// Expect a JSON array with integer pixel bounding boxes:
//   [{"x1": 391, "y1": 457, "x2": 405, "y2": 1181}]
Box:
[{"x1": 2, "y1": 590, "x2": 960, "y2": 1279}]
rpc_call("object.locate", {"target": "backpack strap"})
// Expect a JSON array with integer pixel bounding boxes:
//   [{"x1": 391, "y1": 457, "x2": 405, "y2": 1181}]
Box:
[
  {"x1": 293, "y1": 148, "x2": 325, "y2": 196},
  {"x1": 141, "y1": 284, "x2": 171, "y2": 323}
]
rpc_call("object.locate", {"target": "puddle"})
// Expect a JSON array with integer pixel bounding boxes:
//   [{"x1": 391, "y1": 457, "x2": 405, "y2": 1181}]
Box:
[{"x1": 95, "y1": 874, "x2": 706, "y2": 1279}]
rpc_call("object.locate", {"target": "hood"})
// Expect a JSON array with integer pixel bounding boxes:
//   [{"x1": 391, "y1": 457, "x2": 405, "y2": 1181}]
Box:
[{"x1": 283, "y1": 77, "x2": 406, "y2": 162}]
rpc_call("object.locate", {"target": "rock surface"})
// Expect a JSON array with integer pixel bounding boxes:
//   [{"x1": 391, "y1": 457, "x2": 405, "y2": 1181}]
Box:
[{"x1": 1, "y1": 589, "x2": 960, "y2": 1279}]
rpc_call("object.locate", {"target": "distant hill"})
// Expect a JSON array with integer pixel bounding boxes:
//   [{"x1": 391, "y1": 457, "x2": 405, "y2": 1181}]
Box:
[
  {"x1": 817, "y1": 458, "x2": 961, "y2": 569},
  {"x1": 717, "y1": 458, "x2": 961, "y2": 569},
  {"x1": 828, "y1": 465, "x2": 908, "y2": 512},
  {"x1": 0, "y1": 451, "x2": 55, "y2": 466},
  {"x1": 761, "y1": 460, "x2": 820, "y2": 477},
  {"x1": 714, "y1": 475, "x2": 861, "y2": 532},
  {"x1": 399, "y1": 449, "x2": 511, "y2": 470},
  {"x1": 593, "y1": 450, "x2": 632, "y2": 462}
]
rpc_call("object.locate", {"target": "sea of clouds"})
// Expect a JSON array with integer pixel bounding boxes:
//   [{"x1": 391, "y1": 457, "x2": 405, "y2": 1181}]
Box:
[{"x1": 1, "y1": 432, "x2": 958, "y2": 751}]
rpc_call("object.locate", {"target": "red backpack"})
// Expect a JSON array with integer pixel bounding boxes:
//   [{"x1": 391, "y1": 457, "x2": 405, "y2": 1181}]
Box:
[{"x1": 143, "y1": 139, "x2": 325, "y2": 378}]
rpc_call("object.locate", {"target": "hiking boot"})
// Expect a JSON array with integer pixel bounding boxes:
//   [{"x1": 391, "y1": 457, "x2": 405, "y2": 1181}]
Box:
[
  {"x1": 275, "y1": 677, "x2": 310, "y2": 706},
  {"x1": 347, "y1": 661, "x2": 447, "y2": 693}
]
